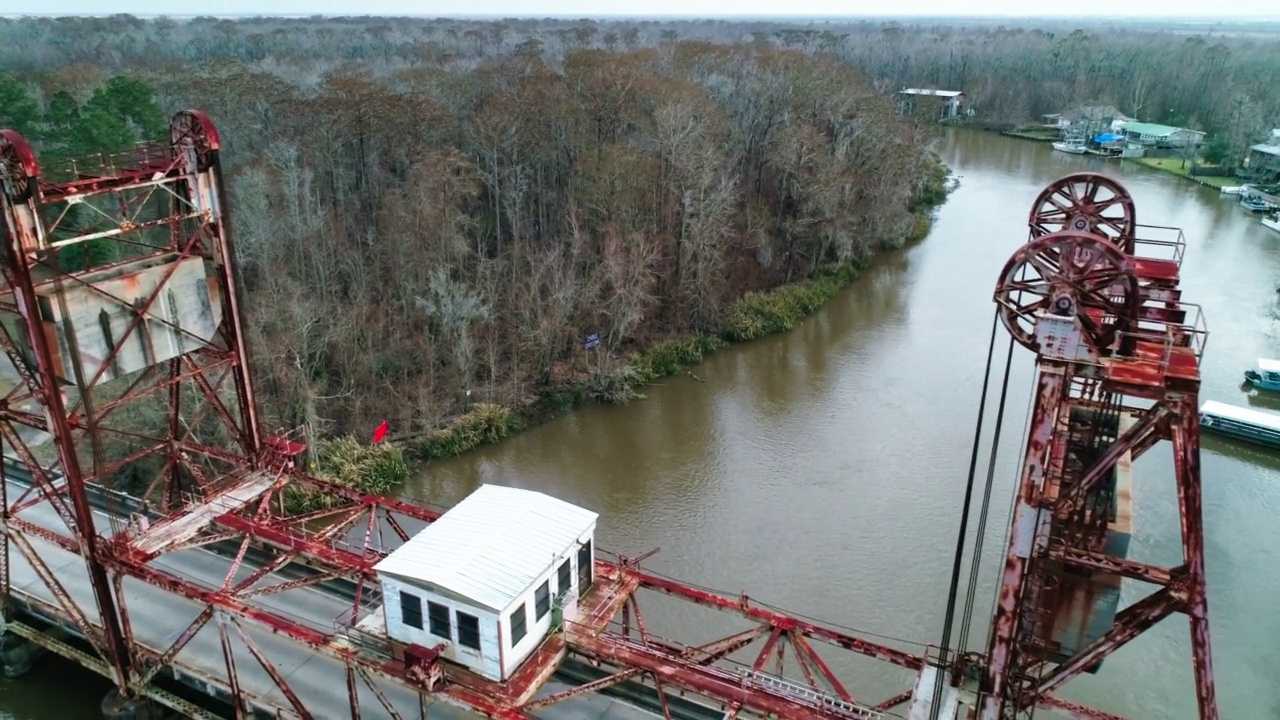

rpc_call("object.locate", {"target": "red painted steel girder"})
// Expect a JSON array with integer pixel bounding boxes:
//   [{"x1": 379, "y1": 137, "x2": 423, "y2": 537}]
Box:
[
  {"x1": 980, "y1": 174, "x2": 1217, "y2": 719},
  {"x1": 631, "y1": 569, "x2": 923, "y2": 670},
  {"x1": 1, "y1": 112, "x2": 938, "y2": 719}
]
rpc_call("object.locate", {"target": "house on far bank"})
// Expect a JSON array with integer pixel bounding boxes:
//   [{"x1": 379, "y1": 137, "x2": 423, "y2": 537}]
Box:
[
  {"x1": 1245, "y1": 129, "x2": 1280, "y2": 183},
  {"x1": 1118, "y1": 121, "x2": 1206, "y2": 150},
  {"x1": 897, "y1": 88, "x2": 967, "y2": 120},
  {"x1": 1042, "y1": 105, "x2": 1131, "y2": 133}
]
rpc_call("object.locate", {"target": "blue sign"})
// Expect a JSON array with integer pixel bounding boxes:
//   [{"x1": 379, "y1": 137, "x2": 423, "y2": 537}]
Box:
[{"x1": 583, "y1": 332, "x2": 602, "y2": 350}]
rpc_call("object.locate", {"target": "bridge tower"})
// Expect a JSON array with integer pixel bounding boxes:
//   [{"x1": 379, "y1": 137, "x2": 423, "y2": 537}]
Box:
[
  {"x1": 0, "y1": 113, "x2": 282, "y2": 707},
  {"x1": 979, "y1": 173, "x2": 1217, "y2": 718}
]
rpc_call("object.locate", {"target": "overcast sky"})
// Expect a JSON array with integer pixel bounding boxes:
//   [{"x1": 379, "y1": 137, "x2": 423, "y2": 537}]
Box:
[{"x1": 12, "y1": 1, "x2": 1280, "y2": 19}]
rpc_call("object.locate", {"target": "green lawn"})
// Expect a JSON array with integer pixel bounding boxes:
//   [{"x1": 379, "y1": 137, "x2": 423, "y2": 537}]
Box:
[{"x1": 1133, "y1": 157, "x2": 1237, "y2": 189}]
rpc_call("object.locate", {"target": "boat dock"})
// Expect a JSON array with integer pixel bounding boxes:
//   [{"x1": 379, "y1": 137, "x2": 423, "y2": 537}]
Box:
[{"x1": 1199, "y1": 400, "x2": 1280, "y2": 448}]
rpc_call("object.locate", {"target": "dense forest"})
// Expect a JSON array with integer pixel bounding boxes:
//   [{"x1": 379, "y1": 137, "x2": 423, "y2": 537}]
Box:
[{"x1": 1, "y1": 14, "x2": 1277, "y2": 454}]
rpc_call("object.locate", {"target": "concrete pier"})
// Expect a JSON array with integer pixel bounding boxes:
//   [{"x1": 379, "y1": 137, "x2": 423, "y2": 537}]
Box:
[
  {"x1": 0, "y1": 630, "x2": 44, "y2": 678},
  {"x1": 101, "y1": 690, "x2": 168, "y2": 720}
]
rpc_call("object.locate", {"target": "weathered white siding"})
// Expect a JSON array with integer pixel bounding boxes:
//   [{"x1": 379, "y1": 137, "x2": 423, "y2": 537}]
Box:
[
  {"x1": 381, "y1": 576, "x2": 502, "y2": 681},
  {"x1": 499, "y1": 526, "x2": 595, "y2": 678},
  {"x1": 373, "y1": 485, "x2": 600, "y2": 681}
]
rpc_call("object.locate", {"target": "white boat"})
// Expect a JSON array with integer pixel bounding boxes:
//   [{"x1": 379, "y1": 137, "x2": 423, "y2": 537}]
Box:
[
  {"x1": 1052, "y1": 141, "x2": 1087, "y2": 155},
  {"x1": 1220, "y1": 185, "x2": 1249, "y2": 195},
  {"x1": 1200, "y1": 400, "x2": 1280, "y2": 449},
  {"x1": 1263, "y1": 215, "x2": 1280, "y2": 233},
  {"x1": 1241, "y1": 194, "x2": 1272, "y2": 212}
]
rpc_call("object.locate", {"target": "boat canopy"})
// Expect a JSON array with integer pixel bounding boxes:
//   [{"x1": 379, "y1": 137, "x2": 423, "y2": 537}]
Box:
[
  {"x1": 1200, "y1": 400, "x2": 1280, "y2": 432},
  {"x1": 1258, "y1": 358, "x2": 1280, "y2": 373},
  {"x1": 1094, "y1": 133, "x2": 1123, "y2": 143}
]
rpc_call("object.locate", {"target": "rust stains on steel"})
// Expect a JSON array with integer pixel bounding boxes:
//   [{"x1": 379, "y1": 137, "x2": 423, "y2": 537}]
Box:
[
  {"x1": 980, "y1": 172, "x2": 1218, "y2": 720},
  {"x1": 0, "y1": 121, "x2": 1218, "y2": 720},
  {"x1": 632, "y1": 568, "x2": 924, "y2": 671}
]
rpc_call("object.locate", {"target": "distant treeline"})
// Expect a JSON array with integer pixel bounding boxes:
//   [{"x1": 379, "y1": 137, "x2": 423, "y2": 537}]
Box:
[{"x1": 0, "y1": 14, "x2": 1276, "y2": 141}]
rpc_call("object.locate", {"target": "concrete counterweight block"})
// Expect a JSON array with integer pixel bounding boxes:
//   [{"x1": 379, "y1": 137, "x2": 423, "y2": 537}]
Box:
[
  {"x1": 0, "y1": 632, "x2": 44, "y2": 678},
  {"x1": 100, "y1": 689, "x2": 168, "y2": 720}
]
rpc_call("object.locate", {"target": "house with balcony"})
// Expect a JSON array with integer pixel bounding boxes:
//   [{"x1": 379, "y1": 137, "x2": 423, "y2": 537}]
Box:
[{"x1": 1245, "y1": 129, "x2": 1280, "y2": 183}]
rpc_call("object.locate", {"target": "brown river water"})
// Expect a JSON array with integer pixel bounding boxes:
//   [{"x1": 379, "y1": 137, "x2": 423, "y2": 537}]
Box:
[{"x1": 5, "y1": 128, "x2": 1277, "y2": 719}]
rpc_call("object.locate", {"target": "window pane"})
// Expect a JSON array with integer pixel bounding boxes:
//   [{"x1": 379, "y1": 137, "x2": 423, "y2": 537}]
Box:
[
  {"x1": 510, "y1": 603, "x2": 528, "y2": 646},
  {"x1": 535, "y1": 580, "x2": 551, "y2": 620},
  {"x1": 400, "y1": 591, "x2": 423, "y2": 629},
  {"x1": 457, "y1": 611, "x2": 481, "y2": 650},
  {"x1": 557, "y1": 559, "x2": 572, "y2": 596},
  {"x1": 427, "y1": 601, "x2": 451, "y2": 639}
]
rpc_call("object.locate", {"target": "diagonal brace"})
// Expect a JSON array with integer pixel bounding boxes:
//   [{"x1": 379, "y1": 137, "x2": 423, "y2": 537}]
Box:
[{"x1": 1036, "y1": 587, "x2": 1178, "y2": 697}]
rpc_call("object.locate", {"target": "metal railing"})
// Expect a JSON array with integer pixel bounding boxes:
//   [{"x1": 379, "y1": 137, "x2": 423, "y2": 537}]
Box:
[
  {"x1": 332, "y1": 606, "x2": 395, "y2": 662},
  {"x1": 1116, "y1": 300, "x2": 1208, "y2": 368},
  {"x1": 39, "y1": 141, "x2": 175, "y2": 187},
  {"x1": 737, "y1": 668, "x2": 888, "y2": 719},
  {"x1": 1131, "y1": 223, "x2": 1187, "y2": 267},
  {"x1": 565, "y1": 611, "x2": 897, "y2": 720}
]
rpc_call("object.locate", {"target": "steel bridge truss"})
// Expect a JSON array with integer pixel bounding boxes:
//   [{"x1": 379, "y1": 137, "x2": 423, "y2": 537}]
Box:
[
  {"x1": 0, "y1": 111, "x2": 934, "y2": 720},
  {"x1": 0, "y1": 122, "x2": 1207, "y2": 720},
  {"x1": 980, "y1": 172, "x2": 1217, "y2": 719}
]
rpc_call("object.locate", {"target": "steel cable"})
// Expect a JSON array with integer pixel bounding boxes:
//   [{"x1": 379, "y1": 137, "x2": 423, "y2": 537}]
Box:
[
  {"x1": 956, "y1": 330, "x2": 1017, "y2": 669},
  {"x1": 929, "y1": 307, "x2": 1002, "y2": 719}
]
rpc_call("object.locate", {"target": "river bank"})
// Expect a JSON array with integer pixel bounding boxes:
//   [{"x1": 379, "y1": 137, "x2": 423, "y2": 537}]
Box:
[
  {"x1": 405, "y1": 178, "x2": 953, "y2": 465},
  {"x1": 303, "y1": 158, "x2": 954, "y2": 492}
]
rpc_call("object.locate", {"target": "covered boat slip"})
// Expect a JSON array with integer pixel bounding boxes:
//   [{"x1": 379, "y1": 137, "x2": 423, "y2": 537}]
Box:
[
  {"x1": 1199, "y1": 400, "x2": 1280, "y2": 449},
  {"x1": 1244, "y1": 358, "x2": 1280, "y2": 391}
]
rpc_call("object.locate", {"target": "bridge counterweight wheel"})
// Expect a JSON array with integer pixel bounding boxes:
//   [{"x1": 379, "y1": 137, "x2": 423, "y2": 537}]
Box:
[
  {"x1": 994, "y1": 230, "x2": 1139, "y2": 353},
  {"x1": 1029, "y1": 172, "x2": 1137, "y2": 253}
]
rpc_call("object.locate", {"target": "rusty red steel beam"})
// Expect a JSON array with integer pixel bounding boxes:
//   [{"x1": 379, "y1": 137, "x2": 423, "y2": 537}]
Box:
[
  {"x1": 1167, "y1": 406, "x2": 1217, "y2": 717},
  {"x1": 871, "y1": 689, "x2": 912, "y2": 711},
  {"x1": 211, "y1": 512, "x2": 377, "y2": 572},
  {"x1": 980, "y1": 366, "x2": 1067, "y2": 717},
  {"x1": 1036, "y1": 587, "x2": 1178, "y2": 698},
  {"x1": 1055, "y1": 402, "x2": 1169, "y2": 513},
  {"x1": 575, "y1": 631, "x2": 872, "y2": 720},
  {"x1": 98, "y1": 552, "x2": 535, "y2": 720},
  {"x1": 629, "y1": 569, "x2": 923, "y2": 670},
  {"x1": 540, "y1": 628, "x2": 767, "y2": 711},
  {"x1": 1038, "y1": 694, "x2": 1130, "y2": 720},
  {"x1": 523, "y1": 668, "x2": 644, "y2": 710},
  {"x1": 1048, "y1": 545, "x2": 1174, "y2": 586}
]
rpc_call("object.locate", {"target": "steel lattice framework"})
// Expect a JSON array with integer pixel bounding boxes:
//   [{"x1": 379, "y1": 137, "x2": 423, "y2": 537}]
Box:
[
  {"x1": 980, "y1": 172, "x2": 1217, "y2": 719},
  {"x1": 0, "y1": 117, "x2": 1213, "y2": 720}
]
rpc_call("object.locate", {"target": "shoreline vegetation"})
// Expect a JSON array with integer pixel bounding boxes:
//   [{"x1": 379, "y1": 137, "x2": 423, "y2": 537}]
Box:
[{"x1": 313, "y1": 158, "x2": 953, "y2": 497}]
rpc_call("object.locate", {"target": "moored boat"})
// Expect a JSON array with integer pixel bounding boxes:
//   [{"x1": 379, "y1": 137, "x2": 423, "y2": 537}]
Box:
[
  {"x1": 1052, "y1": 140, "x2": 1087, "y2": 155},
  {"x1": 1199, "y1": 400, "x2": 1280, "y2": 449},
  {"x1": 1244, "y1": 358, "x2": 1280, "y2": 390},
  {"x1": 1221, "y1": 185, "x2": 1249, "y2": 195},
  {"x1": 1241, "y1": 194, "x2": 1272, "y2": 212},
  {"x1": 1263, "y1": 214, "x2": 1280, "y2": 233}
]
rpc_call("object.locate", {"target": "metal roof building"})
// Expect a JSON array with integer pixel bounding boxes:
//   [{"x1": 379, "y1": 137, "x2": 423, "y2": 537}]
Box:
[
  {"x1": 375, "y1": 484, "x2": 599, "y2": 611},
  {"x1": 373, "y1": 484, "x2": 599, "y2": 681}
]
